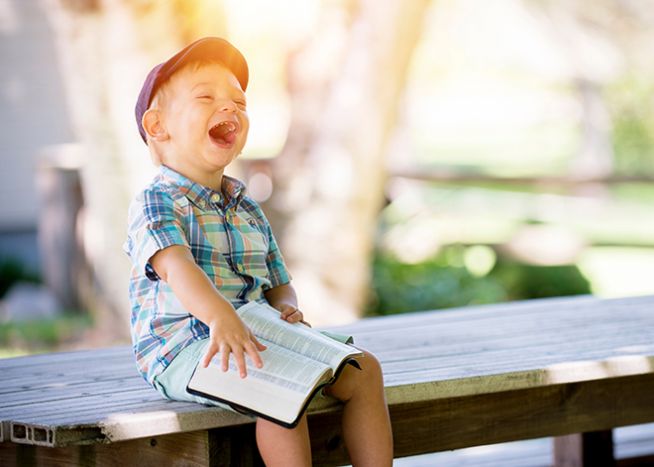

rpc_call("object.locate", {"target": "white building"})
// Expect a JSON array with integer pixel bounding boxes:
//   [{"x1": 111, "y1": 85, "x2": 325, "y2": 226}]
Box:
[{"x1": 0, "y1": 0, "x2": 74, "y2": 273}]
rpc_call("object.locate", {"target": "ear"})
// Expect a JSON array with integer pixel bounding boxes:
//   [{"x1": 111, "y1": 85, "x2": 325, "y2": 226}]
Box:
[{"x1": 142, "y1": 108, "x2": 169, "y2": 141}]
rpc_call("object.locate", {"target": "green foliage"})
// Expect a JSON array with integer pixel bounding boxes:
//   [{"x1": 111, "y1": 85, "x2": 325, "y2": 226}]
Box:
[
  {"x1": 607, "y1": 76, "x2": 654, "y2": 175},
  {"x1": 366, "y1": 246, "x2": 591, "y2": 316},
  {"x1": 0, "y1": 259, "x2": 91, "y2": 355},
  {"x1": 0, "y1": 258, "x2": 40, "y2": 298},
  {"x1": 366, "y1": 247, "x2": 506, "y2": 316},
  {"x1": 490, "y1": 260, "x2": 591, "y2": 301},
  {"x1": 0, "y1": 313, "x2": 92, "y2": 352}
]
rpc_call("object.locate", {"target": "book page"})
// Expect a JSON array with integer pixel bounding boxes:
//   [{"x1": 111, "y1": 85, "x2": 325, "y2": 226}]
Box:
[
  {"x1": 237, "y1": 302, "x2": 362, "y2": 369},
  {"x1": 242, "y1": 338, "x2": 332, "y2": 391},
  {"x1": 188, "y1": 340, "x2": 331, "y2": 426}
]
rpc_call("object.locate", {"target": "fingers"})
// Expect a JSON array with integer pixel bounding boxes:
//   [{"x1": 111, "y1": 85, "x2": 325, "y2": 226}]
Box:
[
  {"x1": 251, "y1": 334, "x2": 268, "y2": 353},
  {"x1": 207, "y1": 335, "x2": 266, "y2": 378},
  {"x1": 220, "y1": 343, "x2": 230, "y2": 372},
  {"x1": 201, "y1": 341, "x2": 219, "y2": 368},
  {"x1": 280, "y1": 306, "x2": 304, "y2": 323},
  {"x1": 226, "y1": 342, "x2": 263, "y2": 378},
  {"x1": 210, "y1": 344, "x2": 242, "y2": 376},
  {"x1": 244, "y1": 340, "x2": 264, "y2": 370},
  {"x1": 233, "y1": 347, "x2": 247, "y2": 378}
]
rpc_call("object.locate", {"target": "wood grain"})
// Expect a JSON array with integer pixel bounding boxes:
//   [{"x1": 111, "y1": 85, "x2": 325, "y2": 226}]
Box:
[
  {"x1": 0, "y1": 431, "x2": 217, "y2": 467},
  {"x1": 0, "y1": 295, "x2": 653, "y2": 464},
  {"x1": 308, "y1": 373, "x2": 654, "y2": 465}
]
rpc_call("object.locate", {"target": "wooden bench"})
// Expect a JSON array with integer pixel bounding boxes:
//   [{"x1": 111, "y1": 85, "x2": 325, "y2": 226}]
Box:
[{"x1": 1, "y1": 295, "x2": 654, "y2": 466}]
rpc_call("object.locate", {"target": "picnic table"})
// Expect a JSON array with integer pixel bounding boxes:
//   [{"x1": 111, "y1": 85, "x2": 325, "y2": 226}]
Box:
[{"x1": 1, "y1": 294, "x2": 654, "y2": 466}]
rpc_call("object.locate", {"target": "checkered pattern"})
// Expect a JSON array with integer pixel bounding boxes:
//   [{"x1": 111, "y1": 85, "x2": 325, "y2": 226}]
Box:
[{"x1": 124, "y1": 165, "x2": 291, "y2": 385}]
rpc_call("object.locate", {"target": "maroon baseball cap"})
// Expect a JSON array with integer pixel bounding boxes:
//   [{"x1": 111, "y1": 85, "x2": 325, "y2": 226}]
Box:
[{"x1": 135, "y1": 37, "x2": 249, "y2": 143}]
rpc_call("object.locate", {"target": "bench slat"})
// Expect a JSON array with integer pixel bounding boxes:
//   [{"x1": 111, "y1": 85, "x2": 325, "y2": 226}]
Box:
[
  {"x1": 334, "y1": 295, "x2": 651, "y2": 334},
  {"x1": 0, "y1": 346, "x2": 129, "y2": 370},
  {"x1": 0, "y1": 294, "x2": 653, "y2": 452}
]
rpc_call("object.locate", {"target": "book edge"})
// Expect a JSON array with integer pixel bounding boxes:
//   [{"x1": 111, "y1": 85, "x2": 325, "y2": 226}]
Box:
[{"x1": 186, "y1": 354, "x2": 362, "y2": 428}]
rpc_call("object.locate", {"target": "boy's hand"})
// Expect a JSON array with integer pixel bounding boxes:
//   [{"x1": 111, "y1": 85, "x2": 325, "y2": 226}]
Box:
[
  {"x1": 277, "y1": 304, "x2": 310, "y2": 326},
  {"x1": 201, "y1": 311, "x2": 267, "y2": 378},
  {"x1": 263, "y1": 283, "x2": 311, "y2": 325}
]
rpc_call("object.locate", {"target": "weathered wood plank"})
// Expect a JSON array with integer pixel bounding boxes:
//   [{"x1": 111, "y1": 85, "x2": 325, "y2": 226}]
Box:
[
  {"x1": 8, "y1": 395, "x2": 337, "y2": 444},
  {"x1": 617, "y1": 455, "x2": 654, "y2": 467},
  {"x1": 1, "y1": 379, "x2": 150, "y2": 407},
  {"x1": 362, "y1": 316, "x2": 654, "y2": 353},
  {"x1": 1, "y1": 295, "x2": 653, "y2": 451},
  {"x1": 391, "y1": 423, "x2": 654, "y2": 467},
  {"x1": 5, "y1": 323, "x2": 652, "y2": 389},
  {"x1": 0, "y1": 346, "x2": 129, "y2": 370},
  {"x1": 11, "y1": 350, "x2": 654, "y2": 448},
  {"x1": 0, "y1": 430, "x2": 218, "y2": 467},
  {"x1": 308, "y1": 373, "x2": 654, "y2": 466},
  {"x1": 353, "y1": 314, "x2": 653, "y2": 361},
  {"x1": 4, "y1": 340, "x2": 650, "y2": 420},
  {"x1": 335, "y1": 295, "x2": 653, "y2": 335},
  {"x1": 1, "y1": 389, "x2": 163, "y2": 422},
  {"x1": 378, "y1": 337, "x2": 654, "y2": 378},
  {"x1": 381, "y1": 353, "x2": 654, "y2": 401},
  {"x1": 11, "y1": 403, "x2": 253, "y2": 442},
  {"x1": 0, "y1": 365, "x2": 138, "y2": 394},
  {"x1": 0, "y1": 359, "x2": 134, "y2": 380}
]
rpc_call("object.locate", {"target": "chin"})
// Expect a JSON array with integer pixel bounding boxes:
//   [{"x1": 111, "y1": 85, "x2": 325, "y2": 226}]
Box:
[{"x1": 204, "y1": 151, "x2": 238, "y2": 169}]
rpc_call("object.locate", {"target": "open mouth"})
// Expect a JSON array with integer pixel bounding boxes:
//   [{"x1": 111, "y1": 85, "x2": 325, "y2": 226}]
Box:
[{"x1": 208, "y1": 121, "x2": 238, "y2": 147}]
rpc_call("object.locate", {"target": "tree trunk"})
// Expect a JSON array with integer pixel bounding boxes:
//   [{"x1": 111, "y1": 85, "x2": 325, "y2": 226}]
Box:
[
  {"x1": 266, "y1": 0, "x2": 431, "y2": 324},
  {"x1": 43, "y1": 0, "x2": 226, "y2": 340},
  {"x1": 533, "y1": 1, "x2": 617, "y2": 180}
]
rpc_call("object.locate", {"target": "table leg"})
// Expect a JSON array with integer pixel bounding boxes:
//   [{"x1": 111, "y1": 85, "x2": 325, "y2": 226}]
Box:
[{"x1": 553, "y1": 430, "x2": 615, "y2": 467}]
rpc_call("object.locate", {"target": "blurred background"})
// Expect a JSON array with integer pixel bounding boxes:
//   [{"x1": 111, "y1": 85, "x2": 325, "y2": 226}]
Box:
[{"x1": 1, "y1": 0, "x2": 654, "y2": 358}]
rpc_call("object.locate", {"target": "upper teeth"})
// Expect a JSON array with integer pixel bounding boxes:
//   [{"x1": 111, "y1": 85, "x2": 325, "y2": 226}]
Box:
[{"x1": 215, "y1": 122, "x2": 235, "y2": 130}]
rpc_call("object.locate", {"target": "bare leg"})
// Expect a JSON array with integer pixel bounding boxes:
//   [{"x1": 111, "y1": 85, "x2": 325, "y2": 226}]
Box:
[
  {"x1": 324, "y1": 349, "x2": 393, "y2": 467},
  {"x1": 256, "y1": 414, "x2": 312, "y2": 467}
]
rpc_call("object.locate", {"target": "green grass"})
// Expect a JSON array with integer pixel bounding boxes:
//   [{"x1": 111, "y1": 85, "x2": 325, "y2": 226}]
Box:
[
  {"x1": 0, "y1": 348, "x2": 30, "y2": 358},
  {"x1": 0, "y1": 313, "x2": 93, "y2": 355}
]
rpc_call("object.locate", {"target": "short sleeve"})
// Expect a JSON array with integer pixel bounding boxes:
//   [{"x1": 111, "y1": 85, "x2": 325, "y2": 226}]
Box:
[
  {"x1": 124, "y1": 187, "x2": 190, "y2": 281},
  {"x1": 246, "y1": 201, "x2": 291, "y2": 288},
  {"x1": 265, "y1": 223, "x2": 292, "y2": 287}
]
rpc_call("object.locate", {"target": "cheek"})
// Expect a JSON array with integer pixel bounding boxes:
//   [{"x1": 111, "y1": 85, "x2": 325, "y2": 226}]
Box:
[
  {"x1": 239, "y1": 117, "x2": 250, "y2": 143},
  {"x1": 240, "y1": 114, "x2": 249, "y2": 133}
]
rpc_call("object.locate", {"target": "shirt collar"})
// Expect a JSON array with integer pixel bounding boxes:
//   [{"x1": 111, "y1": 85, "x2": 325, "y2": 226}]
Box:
[{"x1": 159, "y1": 165, "x2": 246, "y2": 209}]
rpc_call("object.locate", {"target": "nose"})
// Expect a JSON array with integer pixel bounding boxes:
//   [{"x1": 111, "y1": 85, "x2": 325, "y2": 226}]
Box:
[{"x1": 219, "y1": 100, "x2": 237, "y2": 113}]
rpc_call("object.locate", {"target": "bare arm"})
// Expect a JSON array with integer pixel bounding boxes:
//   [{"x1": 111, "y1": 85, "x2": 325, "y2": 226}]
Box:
[{"x1": 150, "y1": 245, "x2": 265, "y2": 377}]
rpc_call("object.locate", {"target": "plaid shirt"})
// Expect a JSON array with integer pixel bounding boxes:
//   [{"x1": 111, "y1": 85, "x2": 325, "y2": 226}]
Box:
[{"x1": 124, "y1": 165, "x2": 291, "y2": 385}]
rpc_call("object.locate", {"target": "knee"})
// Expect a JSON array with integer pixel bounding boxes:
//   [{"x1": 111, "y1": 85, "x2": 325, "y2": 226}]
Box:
[
  {"x1": 358, "y1": 350, "x2": 384, "y2": 385},
  {"x1": 347, "y1": 349, "x2": 384, "y2": 392},
  {"x1": 324, "y1": 349, "x2": 384, "y2": 402}
]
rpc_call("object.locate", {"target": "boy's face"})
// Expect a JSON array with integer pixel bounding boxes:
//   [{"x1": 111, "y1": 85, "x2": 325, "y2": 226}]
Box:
[{"x1": 152, "y1": 62, "x2": 249, "y2": 184}]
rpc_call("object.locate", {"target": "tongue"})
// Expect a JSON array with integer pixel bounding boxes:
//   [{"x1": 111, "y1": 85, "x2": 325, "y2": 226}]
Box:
[
  {"x1": 209, "y1": 125, "x2": 236, "y2": 145},
  {"x1": 222, "y1": 129, "x2": 236, "y2": 145}
]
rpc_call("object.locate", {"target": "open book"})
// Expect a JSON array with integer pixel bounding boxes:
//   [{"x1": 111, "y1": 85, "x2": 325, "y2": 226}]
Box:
[{"x1": 187, "y1": 301, "x2": 362, "y2": 428}]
